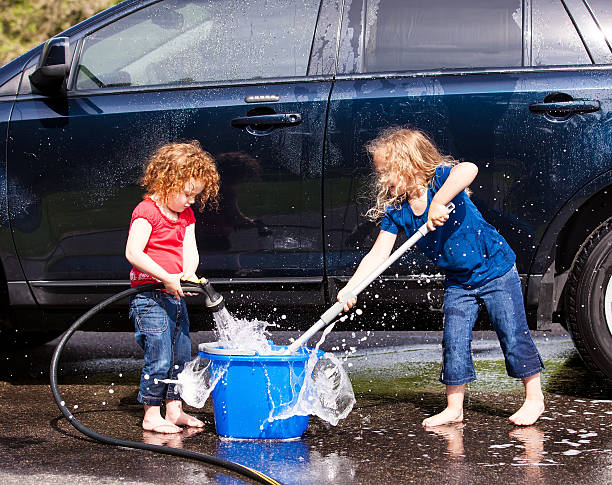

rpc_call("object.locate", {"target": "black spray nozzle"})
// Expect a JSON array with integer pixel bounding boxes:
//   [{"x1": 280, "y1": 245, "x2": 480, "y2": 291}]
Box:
[{"x1": 199, "y1": 279, "x2": 225, "y2": 312}]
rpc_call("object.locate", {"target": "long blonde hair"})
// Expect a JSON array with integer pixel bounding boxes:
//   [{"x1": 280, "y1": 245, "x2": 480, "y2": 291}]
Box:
[{"x1": 365, "y1": 127, "x2": 458, "y2": 221}]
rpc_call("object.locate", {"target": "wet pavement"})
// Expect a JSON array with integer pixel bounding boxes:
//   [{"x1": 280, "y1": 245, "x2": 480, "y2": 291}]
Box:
[{"x1": 1, "y1": 324, "x2": 611, "y2": 484}]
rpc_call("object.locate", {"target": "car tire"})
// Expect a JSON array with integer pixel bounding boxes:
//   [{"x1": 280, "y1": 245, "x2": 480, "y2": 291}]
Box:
[{"x1": 565, "y1": 217, "x2": 612, "y2": 382}]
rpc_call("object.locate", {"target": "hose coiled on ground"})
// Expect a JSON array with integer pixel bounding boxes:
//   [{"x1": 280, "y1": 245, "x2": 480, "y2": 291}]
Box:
[{"x1": 49, "y1": 281, "x2": 282, "y2": 485}]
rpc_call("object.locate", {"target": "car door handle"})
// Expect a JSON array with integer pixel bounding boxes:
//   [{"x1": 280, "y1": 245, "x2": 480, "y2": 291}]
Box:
[
  {"x1": 529, "y1": 100, "x2": 600, "y2": 114},
  {"x1": 231, "y1": 113, "x2": 302, "y2": 127}
]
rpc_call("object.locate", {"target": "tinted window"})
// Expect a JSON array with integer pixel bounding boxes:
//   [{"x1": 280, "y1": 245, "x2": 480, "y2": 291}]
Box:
[
  {"x1": 18, "y1": 59, "x2": 38, "y2": 95},
  {"x1": 0, "y1": 73, "x2": 20, "y2": 96},
  {"x1": 363, "y1": 0, "x2": 522, "y2": 73},
  {"x1": 532, "y1": 0, "x2": 591, "y2": 66},
  {"x1": 588, "y1": 0, "x2": 612, "y2": 50},
  {"x1": 76, "y1": 0, "x2": 320, "y2": 89}
]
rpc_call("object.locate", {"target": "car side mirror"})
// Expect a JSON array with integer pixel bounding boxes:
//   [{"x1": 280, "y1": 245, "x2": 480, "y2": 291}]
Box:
[{"x1": 29, "y1": 37, "x2": 70, "y2": 96}]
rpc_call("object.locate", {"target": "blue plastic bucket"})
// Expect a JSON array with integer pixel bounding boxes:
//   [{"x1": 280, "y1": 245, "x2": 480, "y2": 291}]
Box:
[{"x1": 198, "y1": 342, "x2": 313, "y2": 439}]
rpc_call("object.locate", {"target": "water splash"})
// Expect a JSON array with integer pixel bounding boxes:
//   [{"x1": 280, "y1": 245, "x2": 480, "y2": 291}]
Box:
[
  {"x1": 269, "y1": 324, "x2": 356, "y2": 426},
  {"x1": 213, "y1": 307, "x2": 274, "y2": 354},
  {"x1": 174, "y1": 357, "x2": 228, "y2": 409},
  {"x1": 173, "y1": 306, "x2": 355, "y2": 426}
]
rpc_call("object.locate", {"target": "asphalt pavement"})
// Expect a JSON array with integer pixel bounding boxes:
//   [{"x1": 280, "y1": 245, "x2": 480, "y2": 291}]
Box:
[{"x1": 1, "y1": 323, "x2": 611, "y2": 484}]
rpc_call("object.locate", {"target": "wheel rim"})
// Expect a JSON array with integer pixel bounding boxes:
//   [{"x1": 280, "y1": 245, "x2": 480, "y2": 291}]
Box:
[{"x1": 606, "y1": 274, "x2": 612, "y2": 337}]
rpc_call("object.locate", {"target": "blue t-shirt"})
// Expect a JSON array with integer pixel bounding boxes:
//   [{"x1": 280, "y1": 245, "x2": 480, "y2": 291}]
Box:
[{"x1": 380, "y1": 165, "x2": 515, "y2": 289}]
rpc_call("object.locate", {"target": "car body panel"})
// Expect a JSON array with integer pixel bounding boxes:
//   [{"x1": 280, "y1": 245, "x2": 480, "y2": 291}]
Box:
[{"x1": 0, "y1": 0, "x2": 610, "y2": 335}]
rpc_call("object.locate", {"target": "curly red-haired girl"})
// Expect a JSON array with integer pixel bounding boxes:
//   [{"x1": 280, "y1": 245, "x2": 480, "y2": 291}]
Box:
[{"x1": 125, "y1": 140, "x2": 219, "y2": 434}]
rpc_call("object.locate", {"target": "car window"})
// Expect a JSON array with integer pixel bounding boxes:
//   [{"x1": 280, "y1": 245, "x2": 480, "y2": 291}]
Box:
[
  {"x1": 75, "y1": 0, "x2": 320, "y2": 89},
  {"x1": 18, "y1": 58, "x2": 39, "y2": 95},
  {"x1": 358, "y1": 0, "x2": 522, "y2": 73},
  {"x1": 587, "y1": 0, "x2": 612, "y2": 52},
  {"x1": 532, "y1": 0, "x2": 591, "y2": 66},
  {"x1": 0, "y1": 73, "x2": 20, "y2": 96}
]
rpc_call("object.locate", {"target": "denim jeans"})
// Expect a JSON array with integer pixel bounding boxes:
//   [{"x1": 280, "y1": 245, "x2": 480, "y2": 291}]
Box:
[
  {"x1": 129, "y1": 291, "x2": 191, "y2": 406},
  {"x1": 440, "y1": 266, "x2": 544, "y2": 385}
]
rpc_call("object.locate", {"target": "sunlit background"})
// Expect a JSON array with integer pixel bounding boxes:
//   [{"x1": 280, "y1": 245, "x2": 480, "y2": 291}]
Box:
[{"x1": 0, "y1": 0, "x2": 120, "y2": 66}]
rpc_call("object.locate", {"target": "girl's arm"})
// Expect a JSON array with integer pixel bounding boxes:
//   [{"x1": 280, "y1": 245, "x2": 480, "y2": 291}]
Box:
[
  {"x1": 182, "y1": 223, "x2": 199, "y2": 279},
  {"x1": 428, "y1": 162, "x2": 478, "y2": 231},
  {"x1": 125, "y1": 218, "x2": 184, "y2": 298},
  {"x1": 337, "y1": 230, "x2": 397, "y2": 311}
]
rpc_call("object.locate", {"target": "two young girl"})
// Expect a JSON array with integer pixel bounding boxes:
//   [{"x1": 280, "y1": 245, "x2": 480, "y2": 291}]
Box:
[
  {"x1": 126, "y1": 128, "x2": 545, "y2": 434},
  {"x1": 339, "y1": 127, "x2": 545, "y2": 427},
  {"x1": 126, "y1": 141, "x2": 219, "y2": 434}
]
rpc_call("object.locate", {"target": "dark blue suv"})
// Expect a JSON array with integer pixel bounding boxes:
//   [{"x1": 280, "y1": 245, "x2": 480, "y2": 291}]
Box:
[{"x1": 1, "y1": 0, "x2": 611, "y2": 380}]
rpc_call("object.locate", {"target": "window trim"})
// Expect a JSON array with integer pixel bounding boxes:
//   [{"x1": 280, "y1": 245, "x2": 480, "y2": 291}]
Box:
[
  {"x1": 562, "y1": 0, "x2": 612, "y2": 64},
  {"x1": 583, "y1": 0, "x2": 612, "y2": 54},
  {"x1": 523, "y1": 0, "x2": 532, "y2": 66},
  {"x1": 68, "y1": 0, "x2": 328, "y2": 93},
  {"x1": 307, "y1": 0, "x2": 341, "y2": 76},
  {"x1": 333, "y1": 63, "x2": 612, "y2": 83},
  {"x1": 64, "y1": 74, "x2": 333, "y2": 99}
]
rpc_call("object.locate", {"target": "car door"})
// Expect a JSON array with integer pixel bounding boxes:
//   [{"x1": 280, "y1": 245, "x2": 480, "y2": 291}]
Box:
[
  {"x1": 7, "y1": 0, "x2": 339, "y2": 309},
  {"x1": 324, "y1": 0, "x2": 612, "y2": 311}
]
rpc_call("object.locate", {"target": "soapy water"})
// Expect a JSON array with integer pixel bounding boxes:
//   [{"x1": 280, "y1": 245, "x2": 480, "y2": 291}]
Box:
[
  {"x1": 268, "y1": 323, "x2": 356, "y2": 427},
  {"x1": 155, "y1": 357, "x2": 228, "y2": 409},
  {"x1": 213, "y1": 307, "x2": 275, "y2": 354},
  {"x1": 165, "y1": 307, "x2": 355, "y2": 427},
  {"x1": 175, "y1": 358, "x2": 228, "y2": 409}
]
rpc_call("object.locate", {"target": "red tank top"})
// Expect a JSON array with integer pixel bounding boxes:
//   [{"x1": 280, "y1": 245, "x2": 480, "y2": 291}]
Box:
[{"x1": 129, "y1": 198, "x2": 196, "y2": 287}]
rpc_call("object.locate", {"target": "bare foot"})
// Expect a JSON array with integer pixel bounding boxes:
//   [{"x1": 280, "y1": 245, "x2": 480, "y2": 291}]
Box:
[
  {"x1": 422, "y1": 407, "x2": 463, "y2": 427},
  {"x1": 142, "y1": 417, "x2": 182, "y2": 434},
  {"x1": 509, "y1": 398, "x2": 545, "y2": 426},
  {"x1": 165, "y1": 400, "x2": 205, "y2": 428},
  {"x1": 166, "y1": 410, "x2": 204, "y2": 428}
]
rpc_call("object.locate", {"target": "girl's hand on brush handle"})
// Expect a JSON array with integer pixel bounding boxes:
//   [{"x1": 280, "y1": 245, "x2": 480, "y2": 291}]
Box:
[
  {"x1": 426, "y1": 200, "x2": 450, "y2": 231},
  {"x1": 337, "y1": 287, "x2": 357, "y2": 312}
]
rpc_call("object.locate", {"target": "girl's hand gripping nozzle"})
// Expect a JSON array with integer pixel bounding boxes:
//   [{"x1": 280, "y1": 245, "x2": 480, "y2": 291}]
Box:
[
  {"x1": 286, "y1": 202, "x2": 455, "y2": 354},
  {"x1": 181, "y1": 275, "x2": 225, "y2": 312}
]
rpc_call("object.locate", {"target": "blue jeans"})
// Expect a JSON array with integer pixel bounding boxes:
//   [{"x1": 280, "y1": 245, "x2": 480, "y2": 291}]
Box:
[
  {"x1": 129, "y1": 291, "x2": 192, "y2": 406},
  {"x1": 440, "y1": 266, "x2": 544, "y2": 385}
]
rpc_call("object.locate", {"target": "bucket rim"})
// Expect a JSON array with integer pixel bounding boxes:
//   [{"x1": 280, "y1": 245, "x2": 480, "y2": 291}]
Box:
[
  {"x1": 198, "y1": 341, "x2": 313, "y2": 361},
  {"x1": 198, "y1": 341, "x2": 257, "y2": 356}
]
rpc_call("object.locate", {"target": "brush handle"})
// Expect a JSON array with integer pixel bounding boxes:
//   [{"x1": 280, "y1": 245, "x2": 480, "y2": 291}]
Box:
[{"x1": 287, "y1": 202, "x2": 455, "y2": 353}]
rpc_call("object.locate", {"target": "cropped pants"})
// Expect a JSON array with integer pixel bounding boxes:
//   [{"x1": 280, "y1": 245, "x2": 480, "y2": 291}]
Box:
[{"x1": 440, "y1": 266, "x2": 544, "y2": 386}]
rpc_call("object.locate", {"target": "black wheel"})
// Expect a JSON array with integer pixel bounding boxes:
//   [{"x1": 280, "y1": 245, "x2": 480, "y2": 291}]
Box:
[{"x1": 565, "y1": 217, "x2": 612, "y2": 381}]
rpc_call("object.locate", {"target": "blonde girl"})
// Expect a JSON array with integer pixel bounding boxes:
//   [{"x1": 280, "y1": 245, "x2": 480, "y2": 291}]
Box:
[{"x1": 339, "y1": 127, "x2": 545, "y2": 427}]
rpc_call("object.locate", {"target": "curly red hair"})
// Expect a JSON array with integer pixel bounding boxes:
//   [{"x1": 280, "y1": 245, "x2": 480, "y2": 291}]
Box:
[{"x1": 141, "y1": 140, "x2": 219, "y2": 211}]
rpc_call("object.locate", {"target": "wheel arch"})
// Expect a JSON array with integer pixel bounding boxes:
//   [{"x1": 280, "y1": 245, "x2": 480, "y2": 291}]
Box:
[
  {"x1": 526, "y1": 170, "x2": 612, "y2": 328},
  {"x1": 556, "y1": 185, "x2": 612, "y2": 276}
]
